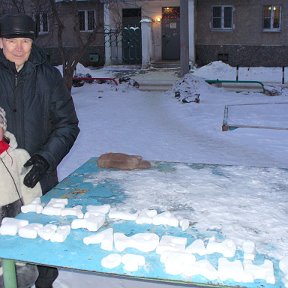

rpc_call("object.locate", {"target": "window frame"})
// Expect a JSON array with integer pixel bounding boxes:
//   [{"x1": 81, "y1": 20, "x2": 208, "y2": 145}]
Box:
[
  {"x1": 78, "y1": 10, "x2": 96, "y2": 32},
  {"x1": 263, "y1": 5, "x2": 281, "y2": 32},
  {"x1": 34, "y1": 12, "x2": 49, "y2": 35},
  {"x1": 211, "y1": 5, "x2": 234, "y2": 31}
]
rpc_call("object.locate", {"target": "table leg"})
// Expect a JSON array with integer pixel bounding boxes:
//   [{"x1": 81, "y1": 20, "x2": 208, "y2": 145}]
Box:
[{"x1": 2, "y1": 259, "x2": 17, "y2": 288}]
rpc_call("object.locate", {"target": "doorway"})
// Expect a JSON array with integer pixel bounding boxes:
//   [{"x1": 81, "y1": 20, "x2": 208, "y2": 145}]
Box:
[
  {"x1": 162, "y1": 7, "x2": 180, "y2": 60},
  {"x1": 122, "y1": 8, "x2": 142, "y2": 64}
]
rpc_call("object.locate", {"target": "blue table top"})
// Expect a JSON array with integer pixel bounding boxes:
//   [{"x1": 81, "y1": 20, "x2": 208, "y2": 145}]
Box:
[{"x1": 0, "y1": 158, "x2": 286, "y2": 287}]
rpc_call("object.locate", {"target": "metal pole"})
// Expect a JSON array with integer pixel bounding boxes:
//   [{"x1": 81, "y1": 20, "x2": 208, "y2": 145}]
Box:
[
  {"x1": 180, "y1": 0, "x2": 189, "y2": 77},
  {"x1": 282, "y1": 66, "x2": 285, "y2": 84},
  {"x1": 2, "y1": 259, "x2": 17, "y2": 288}
]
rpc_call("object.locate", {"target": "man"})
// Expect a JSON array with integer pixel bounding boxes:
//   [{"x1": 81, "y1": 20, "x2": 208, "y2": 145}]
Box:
[{"x1": 0, "y1": 14, "x2": 80, "y2": 288}]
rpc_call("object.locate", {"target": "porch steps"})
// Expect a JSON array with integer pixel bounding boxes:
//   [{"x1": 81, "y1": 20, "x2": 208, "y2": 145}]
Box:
[
  {"x1": 130, "y1": 69, "x2": 180, "y2": 91},
  {"x1": 151, "y1": 61, "x2": 180, "y2": 69}
]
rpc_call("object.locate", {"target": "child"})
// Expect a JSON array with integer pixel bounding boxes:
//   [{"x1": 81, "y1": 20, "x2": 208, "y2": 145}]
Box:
[{"x1": 0, "y1": 107, "x2": 42, "y2": 288}]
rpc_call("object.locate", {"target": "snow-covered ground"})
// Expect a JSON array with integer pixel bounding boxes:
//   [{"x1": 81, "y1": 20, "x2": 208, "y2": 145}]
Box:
[{"x1": 52, "y1": 61, "x2": 288, "y2": 287}]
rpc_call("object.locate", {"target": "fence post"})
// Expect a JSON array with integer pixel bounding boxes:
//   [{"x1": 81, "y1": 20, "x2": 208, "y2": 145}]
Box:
[
  {"x1": 282, "y1": 66, "x2": 285, "y2": 84},
  {"x1": 236, "y1": 65, "x2": 239, "y2": 81}
]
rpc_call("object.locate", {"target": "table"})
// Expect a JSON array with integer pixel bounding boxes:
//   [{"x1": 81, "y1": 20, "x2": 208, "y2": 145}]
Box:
[{"x1": 0, "y1": 158, "x2": 286, "y2": 288}]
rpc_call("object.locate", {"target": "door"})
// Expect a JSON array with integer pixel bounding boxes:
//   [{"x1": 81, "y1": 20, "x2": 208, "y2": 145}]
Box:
[
  {"x1": 162, "y1": 7, "x2": 180, "y2": 60},
  {"x1": 122, "y1": 8, "x2": 142, "y2": 64}
]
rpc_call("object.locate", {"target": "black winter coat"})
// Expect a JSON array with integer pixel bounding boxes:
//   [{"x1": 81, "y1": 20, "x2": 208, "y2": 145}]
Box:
[{"x1": 0, "y1": 44, "x2": 80, "y2": 194}]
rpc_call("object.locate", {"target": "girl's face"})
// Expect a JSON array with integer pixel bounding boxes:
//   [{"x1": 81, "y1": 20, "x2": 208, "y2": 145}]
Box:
[{"x1": 0, "y1": 127, "x2": 4, "y2": 140}]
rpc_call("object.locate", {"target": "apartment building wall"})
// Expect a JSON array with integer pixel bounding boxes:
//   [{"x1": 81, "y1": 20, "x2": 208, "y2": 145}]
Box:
[{"x1": 195, "y1": 0, "x2": 288, "y2": 66}]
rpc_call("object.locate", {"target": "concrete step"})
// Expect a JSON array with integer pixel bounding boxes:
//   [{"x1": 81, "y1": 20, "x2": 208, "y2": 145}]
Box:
[
  {"x1": 138, "y1": 81, "x2": 174, "y2": 91},
  {"x1": 151, "y1": 61, "x2": 180, "y2": 69}
]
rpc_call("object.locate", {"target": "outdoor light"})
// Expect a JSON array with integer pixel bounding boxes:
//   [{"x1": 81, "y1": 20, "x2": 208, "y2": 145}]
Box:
[{"x1": 155, "y1": 16, "x2": 161, "y2": 23}]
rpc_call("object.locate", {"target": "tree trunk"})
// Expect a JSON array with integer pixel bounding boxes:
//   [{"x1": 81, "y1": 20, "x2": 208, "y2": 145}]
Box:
[{"x1": 63, "y1": 65, "x2": 75, "y2": 93}]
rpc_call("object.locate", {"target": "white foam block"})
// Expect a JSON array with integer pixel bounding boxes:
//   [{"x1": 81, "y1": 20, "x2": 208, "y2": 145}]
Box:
[
  {"x1": 218, "y1": 257, "x2": 252, "y2": 283},
  {"x1": 114, "y1": 232, "x2": 159, "y2": 252},
  {"x1": 206, "y1": 237, "x2": 236, "y2": 258},
  {"x1": 85, "y1": 214, "x2": 105, "y2": 232},
  {"x1": 156, "y1": 235, "x2": 187, "y2": 255},
  {"x1": 38, "y1": 224, "x2": 58, "y2": 241},
  {"x1": 18, "y1": 223, "x2": 43, "y2": 239},
  {"x1": 161, "y1": 251, "x2": 196, "y2": 275},
  {"x1": 186, "y1": 239, "x2": 206, "y2": 256},
  {"x1": 243, "y1": 259, "x2": 275, "y2": 284},
  {"x1": 182, "y1": 259, "x2": 218, "y2": 280},
  {"x1": 83, "y1": 228, "x2": 114, "y2": 251},
  {"x1": 135, "y1": 209, "x2": 157, "y2": 224},
  {"x1": 86, "y1": 204, "x2": 111, "y2": 214},
  {"x1": 71, "y1": 218, "x2": 86, "y2": 229},
  {"x1": 179, "y1": 218, "x2": 190, "y2": 231},
  {"x1": 108, "y1": 208, "x2": 138, "y2": 221},
  {"x1": 46, "y1": 198, "x2": 68, "y2": 208},
  {"x1": 0, "y1": 218, "x2": 29, "y2": 236},
  {"x1": 50, "y1": 225, "x2": 71, "y2": 242},
  {"x1": 21, "y1": 203, "x2": 43, "y2": 214},
  {"x1": 61, "y1": 206, "x2": 83, "y2": 218},
  {"x1": 121, "y1": 254, "x2": 145, "y2": 272},
  {"x1": 242, "y1": 240, "x2": 256, "y2": 260},
  {"x1": 42, "y1": 206, "x2": 62, "y2": 216},
  {"x1": 152, "y1": 211, "x2": 178, "y2": 227},
  {"x1": 101, "y1": 253, "x2": 122, "y2": 269},
  {"x1": 280, "y1": 256, "x2": 288, "y2": 274}
]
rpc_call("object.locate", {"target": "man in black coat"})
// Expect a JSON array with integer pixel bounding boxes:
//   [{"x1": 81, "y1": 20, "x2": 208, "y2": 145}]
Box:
[{"x1": 0, "y1": 14, "x2": 80, "y2": 288}]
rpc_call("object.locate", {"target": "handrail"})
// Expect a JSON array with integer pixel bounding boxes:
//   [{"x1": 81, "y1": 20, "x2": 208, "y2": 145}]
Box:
[{"x1": 205, "y1": 79, "x2": 265, "y2": 92}]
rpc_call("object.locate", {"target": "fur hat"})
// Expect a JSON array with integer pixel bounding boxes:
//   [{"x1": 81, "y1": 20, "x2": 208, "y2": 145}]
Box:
[
  {"x1": 0, "y1": 14, "x2": 36, "y2": 40},
  {"x1": 0, "y1": 107, "x2": 7, "y2": 131}
]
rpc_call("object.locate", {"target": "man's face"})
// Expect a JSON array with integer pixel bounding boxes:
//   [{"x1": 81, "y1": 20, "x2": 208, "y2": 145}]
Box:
[{"x1": 0, "y1": 37, "x2": 33, "y2": 70}]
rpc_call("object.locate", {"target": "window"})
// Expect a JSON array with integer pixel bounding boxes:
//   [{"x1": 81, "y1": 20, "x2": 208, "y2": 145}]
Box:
[
  {"x1": 263, "y1": 5, "x2": 281, "y2": 31},
  {"x1": 78, "y1": 10, "x2": 96, "y2": 32},
  {"x1": 212, "y1": 6, "x2": 233, "y2": 30},
  {"x1": 35, "y1": 12, "x2": 49, "y2": 34}
]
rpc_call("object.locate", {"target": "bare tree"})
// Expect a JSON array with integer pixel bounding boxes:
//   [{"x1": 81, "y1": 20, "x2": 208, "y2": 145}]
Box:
[{"x1": 46, "y1": 0, "x2": 104, "y2": 91}]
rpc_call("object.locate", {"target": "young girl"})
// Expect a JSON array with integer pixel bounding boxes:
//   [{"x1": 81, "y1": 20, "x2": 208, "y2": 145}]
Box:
[{"x1": 0, "y1": 107, "x2": 42, "y2": 288}]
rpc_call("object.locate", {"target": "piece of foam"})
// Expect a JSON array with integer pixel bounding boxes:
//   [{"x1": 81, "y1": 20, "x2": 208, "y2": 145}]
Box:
[
  {"x1": 161, "y1": 251, "x2": 196, "y2": 275},
  {"x1": 46, "y1": 198, "x2": 68, "y2": 208},
  {"x1": 152, "y1": 211, "x2": 178, "y2": 227},
  {"x1": 218, "y1": 257, "x2": 253, "y2": 283},
  {"x1": 280, "y1": 256, "x2": 288, "y2": 274},
  {"x1": 101, "y1": 253, "x2": 122, "y2": 269},
  {"x1": 61, "y1": 206, "x2": 83, "y2": 218},
  {"x1": 83, "y1": 228, "x2": 114, "y2": 251},
  {"x1": 179, "y1": 218, "x2": 190, "y2": 231},
  {"x1": 42, "y1": 206, "x2": 62, "y2": 216},
  {"x1": 156, "y1": 235, "x2": 187, "y2": 255},
  {"x1": 86, "y1": 204, "x2": 111, "y2": 214},
  {"x1": 85, "y1": 214, "x2": 105, "y2": 232},
  {"x1": 18, "y1": 223, "x2": 43, "y2": 239},
  {"x1": 135, "y1": 209, "x2": 157, "y2": 224},
  {"x1": 50, "y1": 225, "x2": 71, "y2": 242},
  {"x1": 21, "y1": 197, "x2": 43, "y2": 214},
  {"x1": 243, "y1": 259, "x2": 275, "y2": 284},
  {"x1": 108, "y1": 208, "x2": 138, "y2": 221},
  {"x1": 206, "y1": 237, "x2": 236, "y2": 258},
  {"x1": 71, "y1": 214, "x2": 105, "y2": 232},
  {"x1": 121, "y1": 254, "x2": 145, "y2": 272},
  {"x1": 0, "y1": 218, "x2": 29, "y2": 236},
  {"x1": 242, "y1": 240, "x2": 256, "y2": 260},
  {"x1": 180, "y1": 258, "x2": 218, "y2": 280},
  {"x1": 38, "y1": 224, "x2": 58, "y2": 241},
  {"x1": 186, "y1": 239, "x2": 206, "y2": 256},
  {"x1": 114, "y1": 232, "x2": 159, "y2": 252}
]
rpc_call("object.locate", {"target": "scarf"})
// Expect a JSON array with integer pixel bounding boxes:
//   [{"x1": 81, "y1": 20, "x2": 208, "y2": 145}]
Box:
[{"x1": 0, "y1": 140, "x2": 9, "y2": 155}]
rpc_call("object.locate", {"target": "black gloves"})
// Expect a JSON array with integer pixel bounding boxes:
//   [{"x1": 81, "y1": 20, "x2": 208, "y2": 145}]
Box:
[{"x1": 23, "y1": 154, "x2": 49, "y2": 188}]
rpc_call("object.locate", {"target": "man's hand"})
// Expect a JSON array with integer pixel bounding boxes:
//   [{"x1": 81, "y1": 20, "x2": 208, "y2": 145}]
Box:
[{"x1": 23, "y1": 154, "x2": 49, "y2": 188}]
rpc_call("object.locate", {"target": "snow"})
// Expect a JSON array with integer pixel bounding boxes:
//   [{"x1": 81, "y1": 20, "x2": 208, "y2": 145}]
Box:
[{"x1": 51, "y1": 61, "x2": 288, "y2": 287}]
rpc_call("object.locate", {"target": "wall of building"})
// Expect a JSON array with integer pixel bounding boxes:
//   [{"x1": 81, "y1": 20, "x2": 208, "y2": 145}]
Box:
[{"x1": 195, "y1": 0, "x2": 288, "y2": 66}]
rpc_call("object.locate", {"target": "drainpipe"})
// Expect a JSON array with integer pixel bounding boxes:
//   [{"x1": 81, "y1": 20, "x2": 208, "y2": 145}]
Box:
[
  {"x1": 188, "y1": 0, "x2": 195, "y2": 66},
  {"x1": 180, "y1": 0, "x2": 190, "y2": 76}
]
